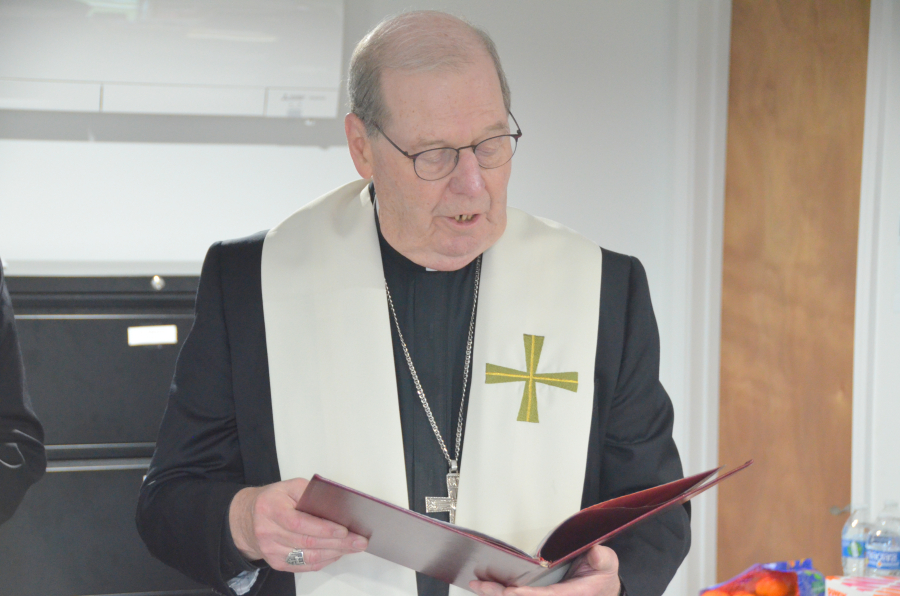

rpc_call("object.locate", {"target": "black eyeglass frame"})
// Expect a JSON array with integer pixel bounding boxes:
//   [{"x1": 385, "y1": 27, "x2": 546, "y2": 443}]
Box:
[{"x1": 372, "y1": 112, "x2": 523, "y2": 181}]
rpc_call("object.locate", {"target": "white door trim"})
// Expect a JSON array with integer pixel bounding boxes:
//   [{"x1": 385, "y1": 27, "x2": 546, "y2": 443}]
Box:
[
  {"x1": 666, "y1": 1, "x2": 732, "y2": 595},
  {"x1": 852, "y1": 0, "x2": 898, "y2": 512}
]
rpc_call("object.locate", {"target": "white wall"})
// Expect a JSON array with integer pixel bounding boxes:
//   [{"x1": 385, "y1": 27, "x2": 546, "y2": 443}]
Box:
[
  {"x1": 0, "y1": 2, "x2": 731, "y2": 595},
  {"x1": 852, "y1": 0, "x2": 900, "y2": 517},
  {"x1": 0, "y1": 142, "x2": 358, "y2": 271},
  {"x1": 0, "y1": 1, "x2": 679, "y2": 305}
]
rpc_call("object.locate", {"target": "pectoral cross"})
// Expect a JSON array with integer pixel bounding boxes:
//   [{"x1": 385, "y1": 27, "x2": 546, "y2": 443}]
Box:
[
  {"x1": 425, "y1": 460, "x2": 459, "y2": 524},
  {"x1": 485, "y1": 334, "x2": 579, "y2": 423}
]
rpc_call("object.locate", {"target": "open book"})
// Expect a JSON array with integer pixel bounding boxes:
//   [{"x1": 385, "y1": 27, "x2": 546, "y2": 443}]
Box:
[{"x1": 296, "y1": 461, "x2": 752, "y2": 590}]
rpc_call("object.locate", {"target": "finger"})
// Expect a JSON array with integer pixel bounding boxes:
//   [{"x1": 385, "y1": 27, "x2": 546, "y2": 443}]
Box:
[
  {"x1": 288, "y1": 512, "x2": 367, "y2": 549},
  {"x1": 282, "y1": 476, "x2": 310, "y2": 503},
  {"x1": 250, "y1": 480, "x2": 346, "y2": 540},
  {"x1": 278, "y1": 548, "x2": 348, "y2": 567},
  {"x1": 562, "y1": 545, "x2": 618, "y2": 581},
  {"x1": 511, "y1": 577, "x2": 617, "y2": 596},
  {"x1": 263, "y1": 538, "x2": 361, "y2": 573},
  {"x1": 271, "y1": 551, "x2": 344, "y2": 573},
  {"x1": 251, "y1": 494, "x2": 363, "y2": 550},
  {"x1": 508, "y1": 547, "x2": 620, "y2": 596},
  {"x1": 294, "y1": 511, "x2": 358, "y2": 540},
  {"x1": 252, "y1": 516, "x2": 367, "y2": 554},
  {"x1": 251, "y1": 521, "x2": 365, "y2": 569},
  {"x1": 470, "y1": 580, "x2": 508, "y2": 596},
  {"x1": 274, "y1": 508, "x2": 354, "y2": 540},
  {"x1": 586, "y1": 545, "x2": 618, "y2": 574},
  {"x1": 270, "y1": 529, "x2": 368, "y2": 553},
  {"x1": 470, "y1": 548, "x2": 620, "y2": 596}
]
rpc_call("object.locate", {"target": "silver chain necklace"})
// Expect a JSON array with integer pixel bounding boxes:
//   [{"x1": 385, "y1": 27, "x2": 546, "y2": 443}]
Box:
[{"x1": 383, "y1": 255, "x2": 481, "y2": 524}]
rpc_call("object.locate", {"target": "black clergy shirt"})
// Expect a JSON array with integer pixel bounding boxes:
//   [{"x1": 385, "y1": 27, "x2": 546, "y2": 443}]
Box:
[{"x1": 378, "y1": 213, "x2": 478, "y2": 596}]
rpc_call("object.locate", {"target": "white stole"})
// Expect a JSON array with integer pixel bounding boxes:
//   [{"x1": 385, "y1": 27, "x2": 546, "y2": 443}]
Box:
[{"x1": 261, "y1": 180, "x2": 602, "y2": 595}]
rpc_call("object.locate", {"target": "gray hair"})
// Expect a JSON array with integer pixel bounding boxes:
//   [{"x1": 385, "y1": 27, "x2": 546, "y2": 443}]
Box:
[{"x1": 348, "y1": 11, "x2": 511, "y2": 136}]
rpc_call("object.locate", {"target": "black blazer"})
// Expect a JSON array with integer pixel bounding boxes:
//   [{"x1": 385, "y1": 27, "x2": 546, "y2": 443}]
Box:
[
  {"x1": 137, "y1": 233, "x2": 690, "y2": 596},
  {"x1": 0, "y1": 264, "x2": 47, "y2": 525}
]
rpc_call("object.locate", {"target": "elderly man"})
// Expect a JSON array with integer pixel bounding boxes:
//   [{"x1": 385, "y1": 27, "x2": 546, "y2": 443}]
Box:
[{"x1": 137, "y1": 11, "x2": 689, "y2": 596}]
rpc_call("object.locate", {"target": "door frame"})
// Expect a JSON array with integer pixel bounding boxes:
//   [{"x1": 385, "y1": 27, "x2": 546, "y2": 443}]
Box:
[
  {"x1": 852, "y1": 0, "x2": 899, "y2": 514},
  {"x1": 666, "y1": 1, "x2": 732, "y2": 594}
]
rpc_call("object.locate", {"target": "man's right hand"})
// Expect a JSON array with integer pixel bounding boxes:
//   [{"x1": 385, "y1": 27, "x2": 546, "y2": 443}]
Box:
[{"x1": 229, "y1": 477, "x2": 368, "y2": 572}]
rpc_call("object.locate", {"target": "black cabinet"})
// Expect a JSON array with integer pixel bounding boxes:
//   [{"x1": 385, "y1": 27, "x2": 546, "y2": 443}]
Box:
[
  {"x1": 17, "y1": 315, "x2": 193, "y2": 447},
  {"x1": 0, "y1": 276, "x2": 214, "y2": 596}
]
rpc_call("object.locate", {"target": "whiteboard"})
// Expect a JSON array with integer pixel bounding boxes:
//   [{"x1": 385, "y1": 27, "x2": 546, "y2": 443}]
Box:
[{"x1": 0, "y1": 0, "x2": 344, "y2": 118}]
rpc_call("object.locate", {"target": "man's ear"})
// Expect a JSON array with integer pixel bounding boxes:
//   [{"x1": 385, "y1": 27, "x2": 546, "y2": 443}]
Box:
[{"x1": 345, "y1": 113, "x2": 374, "y2": 180}]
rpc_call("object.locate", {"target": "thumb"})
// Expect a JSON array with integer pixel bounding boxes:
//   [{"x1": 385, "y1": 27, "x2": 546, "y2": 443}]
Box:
[
  {"x1": 586, "y1": 545, "x2": 619, "y2": 575},
  {"x1": 282, "y1": 477, "x2": 311, "y2": 504}
]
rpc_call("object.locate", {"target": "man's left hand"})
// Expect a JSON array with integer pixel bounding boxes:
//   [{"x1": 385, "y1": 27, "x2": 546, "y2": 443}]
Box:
[{"x1": 470, "y1": 544, "x2": 620, "y2": 596}]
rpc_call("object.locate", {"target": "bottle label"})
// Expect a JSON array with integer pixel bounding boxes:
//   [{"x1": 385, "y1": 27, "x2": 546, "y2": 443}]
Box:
[
  {"x1": 843, "y1": 539, "x2": 866, "y2": 558},
  {"x1": 867, "y1": 548, "x2": 900, "y2": 570}
]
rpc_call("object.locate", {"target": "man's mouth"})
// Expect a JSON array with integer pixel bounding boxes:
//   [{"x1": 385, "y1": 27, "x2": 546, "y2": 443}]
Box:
[{"x1": 454, "y1": 214, "x2": 476, "y2": 222}]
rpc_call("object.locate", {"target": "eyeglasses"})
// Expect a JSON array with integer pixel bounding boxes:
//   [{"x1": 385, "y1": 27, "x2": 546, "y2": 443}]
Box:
[{"x1": 373, "y1": 113, "x2": 522, "y2": 181}]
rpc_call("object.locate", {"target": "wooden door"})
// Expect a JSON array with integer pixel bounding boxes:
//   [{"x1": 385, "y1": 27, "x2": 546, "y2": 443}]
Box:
[{"x1": 718, "y1": 0, "x2": 869, "y2": 580}]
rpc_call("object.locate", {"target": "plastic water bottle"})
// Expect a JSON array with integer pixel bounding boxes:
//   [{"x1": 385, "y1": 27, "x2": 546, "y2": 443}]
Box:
[
  {"x1": 842, "y1": 505, "x2": 870, "y2": 576},
  {"x1": 866, "y1": 501, "x2": 900, "y2": 577}
]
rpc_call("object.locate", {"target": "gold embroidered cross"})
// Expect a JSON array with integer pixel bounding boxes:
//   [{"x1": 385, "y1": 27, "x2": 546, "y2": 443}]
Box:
[{"x1": 485, "y1": 334, "x2": 579, "y2": 423}]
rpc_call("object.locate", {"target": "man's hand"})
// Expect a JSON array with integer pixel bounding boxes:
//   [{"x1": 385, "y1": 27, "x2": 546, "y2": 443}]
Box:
[
  {"x1": 229, "y1": 477, "x2": 368, "y2": 572},
  {"x1": 470, "y1": 545, "x2": 620, "y2": 596}
]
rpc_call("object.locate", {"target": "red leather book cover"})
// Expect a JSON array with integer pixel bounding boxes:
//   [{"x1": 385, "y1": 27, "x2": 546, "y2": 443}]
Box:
[{"x1": 296, "y1": 461, "x2": 752, "y2": 590}]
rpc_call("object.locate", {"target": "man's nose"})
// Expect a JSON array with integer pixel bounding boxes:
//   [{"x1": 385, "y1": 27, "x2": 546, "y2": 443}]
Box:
[{"x1": 448, "y1": 148, "x2": 486, "y2": 196}]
